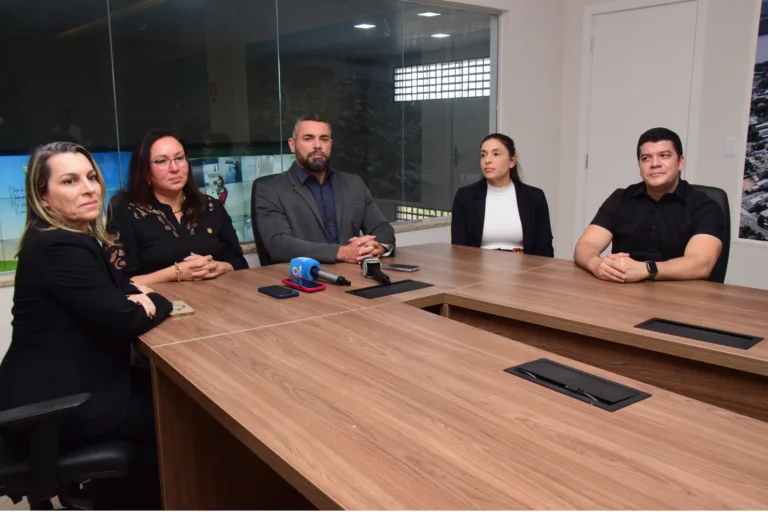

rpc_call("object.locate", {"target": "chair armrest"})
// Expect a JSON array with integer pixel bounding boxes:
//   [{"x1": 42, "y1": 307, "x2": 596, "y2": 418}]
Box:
[{"x1": 0, "y1": 393, "x2": 91, "y2": 430}]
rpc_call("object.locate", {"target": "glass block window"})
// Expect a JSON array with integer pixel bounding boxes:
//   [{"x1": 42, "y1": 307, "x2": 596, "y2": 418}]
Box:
[
  {"x1": 394, "y1": 58, "x2": 491, "y2": 102},
  {"x1": 395, "y1": 206, "x2": 451, "y2": 221}
]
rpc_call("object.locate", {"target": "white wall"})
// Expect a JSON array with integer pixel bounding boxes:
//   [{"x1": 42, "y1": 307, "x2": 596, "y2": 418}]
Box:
[
  {"x1": 396, "y1": 225, "x2": 452, "y2": 246},
  {"x1": 444, "y1": 0, "x2": 565, "y2": 246},
  {"x1": 692, "y1": 0, "x2": 764, "y2": 288},
  {"x1": 556, "y1": 0, "x2": 767, "y2": 289},
  {"x1": 434, "y1": 0, "x2": 768, "y2": 290},
  {"x1": 0, "y1": 287, "x2": 12, "y2": 363}
]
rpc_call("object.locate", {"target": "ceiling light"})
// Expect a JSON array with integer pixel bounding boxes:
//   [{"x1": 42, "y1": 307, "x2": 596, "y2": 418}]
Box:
[
  {"x1": 431, "y1": 33, "x2": 450, "y2": 38},
  {"x1": 418, "y1": 12, "x2": 441, "y2": 17},
  {"x1": 354, "y1": 24, "x2": 376, "y2": 29}
]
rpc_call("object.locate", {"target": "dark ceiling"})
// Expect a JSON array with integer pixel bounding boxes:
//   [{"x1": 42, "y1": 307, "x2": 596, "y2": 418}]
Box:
[{"x1": 0, "y1": 0, "x2": 492, "y2": 58}]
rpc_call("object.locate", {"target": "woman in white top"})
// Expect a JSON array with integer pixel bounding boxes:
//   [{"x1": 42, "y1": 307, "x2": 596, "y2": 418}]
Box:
[{"x1": 451, "y1": 133, "x2": 554, "y2": 257}]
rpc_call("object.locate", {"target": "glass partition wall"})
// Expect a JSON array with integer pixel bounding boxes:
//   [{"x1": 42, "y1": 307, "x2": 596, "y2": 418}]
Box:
[{"x1": 0, "y1": 0, "x2": 498, "y2": 270}]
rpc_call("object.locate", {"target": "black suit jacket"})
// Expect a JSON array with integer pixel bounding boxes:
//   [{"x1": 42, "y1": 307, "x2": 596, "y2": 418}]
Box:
[
  {"x1": 451, "y1": 179, "x2": 554, "y2": 257},
  {"x1": 0, "y1": 223, "x2": 172, "y2": 437}
]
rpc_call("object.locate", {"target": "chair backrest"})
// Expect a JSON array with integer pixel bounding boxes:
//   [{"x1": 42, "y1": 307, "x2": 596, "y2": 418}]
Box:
[
  {"x1": 250, "y1": 174, "x2": 279, "y2": 267},
  {"x1": 689, "y1": 184, "x2": 730, "y2": 283}
]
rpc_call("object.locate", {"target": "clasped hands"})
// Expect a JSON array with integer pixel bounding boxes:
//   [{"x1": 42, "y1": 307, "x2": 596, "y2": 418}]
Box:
[
  {"x1": 177, "y1": 253, "x2": 232, "y2": 281},
  {"x1": 337, "y1": 235, "x2": 385, "y2": 263},
  {"x1": 126, "y1": 253, "x2": 233, "y2": 318},
  {"x1": 592, "y1": 253, "x2": 650, "y2": 283}
]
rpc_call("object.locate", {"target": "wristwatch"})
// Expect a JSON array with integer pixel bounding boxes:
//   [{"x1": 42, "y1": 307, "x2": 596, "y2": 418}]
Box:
[{"x1": 645, "y1": 261, "x2": 658, "y2": 282}]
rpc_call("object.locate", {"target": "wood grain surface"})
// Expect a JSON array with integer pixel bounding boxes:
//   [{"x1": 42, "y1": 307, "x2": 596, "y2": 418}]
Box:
[
  {"x1": 384, "y1": 243, "x2": 562, "y2": 279},
  {"x1": 152, "y1": 365, "x2": 315, "y2": 510},
  {"x1": 446, "y1": 260, "x2": 768, "y2": 375},
  {"x1": 142, "y1": 268, "x2": 368, "y2": 349},
  {"x1": 142, "y1": 244, "x2": 561, "y2": 348},
  {"x1": 445, "y1": 306, "x2": 768, "y2": 423},
  {"x1": 151, "y1": 303, "x2": 768, "y2": 510}
]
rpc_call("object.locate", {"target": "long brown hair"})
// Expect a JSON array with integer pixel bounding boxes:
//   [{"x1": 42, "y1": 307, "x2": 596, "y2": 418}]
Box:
[
  {"x1": 18, "y1": 142, "x2": 114, "y2": 255},
  {"x1": 124, "y1": 129, "x2": 206, "y2": 221}
]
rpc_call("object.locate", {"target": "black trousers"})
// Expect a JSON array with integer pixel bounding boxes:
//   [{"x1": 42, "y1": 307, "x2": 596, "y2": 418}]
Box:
[{"x1": 65, "y1": 366, "x2": 160, "y2": 510}]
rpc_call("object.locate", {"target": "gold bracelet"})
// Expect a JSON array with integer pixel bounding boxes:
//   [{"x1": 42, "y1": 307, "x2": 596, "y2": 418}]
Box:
[{"x1": 174, "y1": 262, "x2": 181, "y2": 282}]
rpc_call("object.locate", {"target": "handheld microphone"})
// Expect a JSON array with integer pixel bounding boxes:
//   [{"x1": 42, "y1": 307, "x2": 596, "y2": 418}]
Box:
[
  {"x1": 361, "y1": 257, "x2": 391, "y2": 285},
  {"x1": 289, "y1": 257, "x2": 351, "y2": 286}
]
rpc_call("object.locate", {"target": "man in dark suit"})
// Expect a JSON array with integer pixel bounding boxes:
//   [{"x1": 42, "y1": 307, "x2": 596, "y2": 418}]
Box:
[{"x1": 255, "y1": 114, "x2": 395, "y2": 264}]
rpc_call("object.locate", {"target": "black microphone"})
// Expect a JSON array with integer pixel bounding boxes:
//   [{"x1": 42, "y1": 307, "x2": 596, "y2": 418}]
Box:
[
  {"x1": 311, "y1": 266, "x2": 351, "y2": 286},
  {"x1": 361, "y1": 257, "x2": 391, "y2": 285}
]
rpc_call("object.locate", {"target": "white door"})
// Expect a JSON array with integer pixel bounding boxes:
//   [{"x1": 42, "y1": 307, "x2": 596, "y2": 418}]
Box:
[{"x1": 581, "y1": 0, "x2": 698, "y2": 232}]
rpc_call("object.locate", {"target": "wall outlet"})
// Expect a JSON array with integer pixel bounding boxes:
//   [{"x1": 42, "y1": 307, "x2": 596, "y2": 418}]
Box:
[{"x1": 724, "y1": 136, "x2": 737, "y2": 158}]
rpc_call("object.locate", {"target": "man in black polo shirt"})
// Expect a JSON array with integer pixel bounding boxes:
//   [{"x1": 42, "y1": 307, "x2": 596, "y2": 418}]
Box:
[{"x1": 574, "y1": 127, "x2": 723, "y2": 283}]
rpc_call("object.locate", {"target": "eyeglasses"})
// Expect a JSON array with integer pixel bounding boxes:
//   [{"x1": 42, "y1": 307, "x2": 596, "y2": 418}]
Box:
[{"x1": 151, "y1": 155, "x2": 187, "y2": 169}]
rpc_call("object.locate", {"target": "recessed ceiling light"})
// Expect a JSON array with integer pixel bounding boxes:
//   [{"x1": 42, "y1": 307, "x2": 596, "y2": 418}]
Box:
[
  {"x1": 431, "y1": 33, "x2": 450, "y2": 38},
  {"x1": 354, "y1": 23, "x2": 376, "y2": 29},
  {"x1": 418, "y1": 12, "x2": 441, "y2": 17}
]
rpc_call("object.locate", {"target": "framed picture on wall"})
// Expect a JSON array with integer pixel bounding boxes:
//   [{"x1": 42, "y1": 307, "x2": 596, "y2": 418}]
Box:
[{"x1": 741, "y1": 0, "x2": 768, "y2": 242}]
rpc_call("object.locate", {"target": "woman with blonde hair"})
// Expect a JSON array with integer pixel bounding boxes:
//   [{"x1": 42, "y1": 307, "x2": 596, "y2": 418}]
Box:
[{"x1": 0, "y1": 142, "x2": 171, "y2": 509}]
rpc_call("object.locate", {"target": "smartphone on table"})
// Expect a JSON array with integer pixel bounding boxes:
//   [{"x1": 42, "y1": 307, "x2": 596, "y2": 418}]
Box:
[
  {"x1": 282, "y1": 277, "x2": 326, "y2": 293},
  {"x1": 258, "y1": 285, "x2": 299, "y2": 299},
  {"x1": 170, "y1": 301, "x2": 195, "y2": 317},
  {"x1": 382, "y1": 264, "x2": 420, "y2": 272}
]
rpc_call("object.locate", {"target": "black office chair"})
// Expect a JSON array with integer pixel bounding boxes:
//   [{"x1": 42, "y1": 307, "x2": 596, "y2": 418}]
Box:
[
  {"x1": 0, "y1": 394, "x2": 137, "y2": 510},
  {"x1": 690, "y1": 184, "x2": 730, "y2": 283},
  {"x1": 250, "y1": 174, "x2": 280, "y2": 267}
]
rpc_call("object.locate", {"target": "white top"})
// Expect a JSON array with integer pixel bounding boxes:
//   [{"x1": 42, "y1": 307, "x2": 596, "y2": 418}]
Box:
[{"x1": 480, "y1": 181, "x2": 524, "y2": 251}]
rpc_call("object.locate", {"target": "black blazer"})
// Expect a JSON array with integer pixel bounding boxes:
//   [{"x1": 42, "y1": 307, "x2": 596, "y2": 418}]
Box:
[
  {"x1": 451, "y1": 179, "x2": 554, "y2": 257},
  {"x1": 0, "y1": 223, "x2": 172, "y2": 437}
]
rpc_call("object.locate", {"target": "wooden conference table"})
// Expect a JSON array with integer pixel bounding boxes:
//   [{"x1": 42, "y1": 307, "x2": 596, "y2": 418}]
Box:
[{"x1": 141, "y1": 243, "x2": 768, "y2": 509}]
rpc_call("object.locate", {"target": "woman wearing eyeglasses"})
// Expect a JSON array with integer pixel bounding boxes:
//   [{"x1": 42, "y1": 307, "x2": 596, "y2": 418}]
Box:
[{"x1": 106, "y1": 129, "x2": 248, "y2": 285}]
